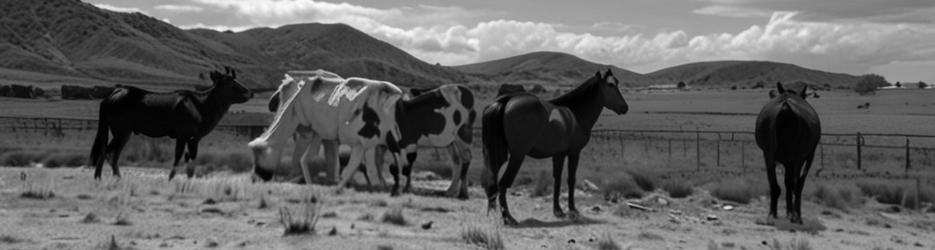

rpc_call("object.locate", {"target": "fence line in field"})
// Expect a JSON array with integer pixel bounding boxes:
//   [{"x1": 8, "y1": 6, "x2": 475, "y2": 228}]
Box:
[{"x1": 2, "y1": 115, "x2": 933, "y2": 177}]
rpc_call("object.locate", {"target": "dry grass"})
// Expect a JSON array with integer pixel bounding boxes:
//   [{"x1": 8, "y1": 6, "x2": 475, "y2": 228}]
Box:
[
  {"x1": 637, "y1": 231, "x2": 664, "y2": 241},
  {"x1": 460, "y1": 223, "x2": 504, "y2": 250},
  {"x1": 113, "y1": 211, "x2": 132, "y2": 226},
  {"x1": 381, "y1": 206, "x2": 407, "y2": 226},
  {"x1": 596, "y1": 232, "x2": 621, "y2": 250},
  {"x1": 81, "y1": 212, "x2": 101, "y2": 223},
  {"x1": 94, "y1": 235, "x2": 135, "y2": 250},
  {"x1": 767, "y1": 238, "x2": 813, "y2": 250},
  {"x1": 662, "y1": 180, "x2": 694, "y2": 198},
  {"x1": 21, "y1": 171, "x2": 55, "y2": 199},
  {"x1": 602, "y1": 174, "x2": 645, "y2": 200},
  {"x1": 709, "y1": 177, "x2": 765, "y2": 204},
  {"x1": 0, "y1": 234, "x2": 27, "y2": 244},
  {"x1": 279, "y1": 192, "x2": 322, "y2": 236},
  {"x1": 856, "y1": 180, "x2": 905, "y2": 205},
  {"x1": 41, "y1": 151, "x2": 86, "y2": 168},
  {"x1": 625, "y1": 168, "x2": 659, "y2": 192},
  {"x1": 808, "y1": 183, "x2": 861, "y2": 210},
  {"x1": 0, "y1": 150, "x2": 47, "y2": 167}
]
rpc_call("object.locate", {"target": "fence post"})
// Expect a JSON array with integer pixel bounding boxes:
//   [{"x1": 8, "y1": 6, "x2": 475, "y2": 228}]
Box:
[
  {"x1": 667, "y1": 139, "x2": 672, "y2": 163},
  {"x1": 716, "y1": 133, "x2": 721, "y2": 167},
  {"x1": 856, "y1": 132, "x2": 862, "y2": 171},
  {"x1": 696, "y1": 130, "x2": 700, "y2": 171},
  {"x1": 740, "y1": 141, "x2": 745, "y2": 173},
  {"x1": 905, "y1": 137, "x2": 910, "y2": 177}
]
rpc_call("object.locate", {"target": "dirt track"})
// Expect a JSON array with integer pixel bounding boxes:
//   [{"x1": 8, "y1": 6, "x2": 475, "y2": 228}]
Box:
[{"x1": 0, "y1": 167, "x2": 932, "y2": 250}]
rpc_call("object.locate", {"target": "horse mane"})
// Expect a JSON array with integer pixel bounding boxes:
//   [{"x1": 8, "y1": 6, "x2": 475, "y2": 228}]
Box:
[{"x1": 549, "y1": 73, "x2": 601, "y2": 106}]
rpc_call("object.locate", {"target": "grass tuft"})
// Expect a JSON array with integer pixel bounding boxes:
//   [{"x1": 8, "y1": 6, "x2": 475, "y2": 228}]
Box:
[
  {"x1": 710, "y1": 178, "x2": 765, "y2": 204},
  {"x1": 114, "y1": 211, "x2": 132, "y2": 226},
  {"x1": 461, "y1": 223, "x2": 504, "y2": 250},
  {"x1": 0, "y1": 150, "x2": 47, "y2": 167},
  {"x1": 662, "y1": 180, "x2": 694, "y2": 198},
  {"x1": 42, "y1": 151, "x2": 86, "y2": 168},
  {"x1": 381, "y1": 206, "x2": 407, "y2": 226},
  {"x1": 596, "y1": 232, "x2": 621, "y2": 250},
  {"x1": 20, "y1": 171, "x2": 55, "y2": 199},
  {"x1": 809, "y1": 183, "x2": 861, "y2": 210},
  {"x1": 856, "y1": 180, "x2": 905, "y2": 205},
  {"x1": 625, "y1": 168, "x2": 659, "y2": 192},
  {"x1": 81, "y1": 212, "x2": 101, "y2": 223},
  {"x1": 767, "y1": 237, "x2": 813, "y2": 250},
  {"x1": 0, "y1": 235, "x2": 26, "y2": 244},
  {"x1": 279, "y1": 192, "x2": 322, "y2": 236}
]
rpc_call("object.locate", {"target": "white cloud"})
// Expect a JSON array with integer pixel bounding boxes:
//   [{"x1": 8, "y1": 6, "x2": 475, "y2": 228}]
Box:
[
  {"x1": 91, "y1": 3, "x2": 146, "y2": 14},
  {"x1": 155, "y1": 4, "x2": 204, "y2": 12},
  {"x1": 184, "y1": 0, "x2": 935, "y2": 77},
  {"x1": 693, "y1": 5, "x2": 772, "y2": 18}
]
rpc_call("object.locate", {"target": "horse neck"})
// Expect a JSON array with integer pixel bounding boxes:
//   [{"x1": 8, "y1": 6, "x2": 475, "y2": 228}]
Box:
[
  {"x1": 196, "y1": 88, "x2": 234, "y2": 134},
  {"x1": 550, "y1": 80, "x2": 603, "y2": 130}
]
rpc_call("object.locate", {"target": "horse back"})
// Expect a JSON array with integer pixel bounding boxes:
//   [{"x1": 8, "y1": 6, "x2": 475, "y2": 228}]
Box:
[{"x1": 755, "y1": 98, "x2": 821, "y2": 164}]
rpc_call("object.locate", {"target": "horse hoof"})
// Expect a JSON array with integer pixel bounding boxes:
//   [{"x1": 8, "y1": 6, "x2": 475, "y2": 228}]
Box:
[
  {"x1": 502, "y1": 215, "x2": 518, "y2": 226},
  {"x1": 554, "y1": 210, "x2": 566, "y2": 218}
]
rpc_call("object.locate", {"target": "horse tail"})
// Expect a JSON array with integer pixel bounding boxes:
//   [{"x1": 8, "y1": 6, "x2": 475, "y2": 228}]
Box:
[
  {"x1": 481, "y1": 96, "x2": 510, "y2": 200},
  {"x1": 89, "y1": 100, "x2": 109, "y2": 167}
]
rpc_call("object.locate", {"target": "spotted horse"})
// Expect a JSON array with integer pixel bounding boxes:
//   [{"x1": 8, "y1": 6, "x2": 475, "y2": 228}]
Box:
[
  {"x1": 390, "y1": 84, "x2": 476, "y2": 198},
  {"x1": 249, "y1": 69, "x2": 406, "y2": 190}
]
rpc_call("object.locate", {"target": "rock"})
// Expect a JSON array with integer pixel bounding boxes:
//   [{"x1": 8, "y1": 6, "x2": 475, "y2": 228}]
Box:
[
  {"x1": 582, "y1": 179, "x2": 600, "y2": 192},
  {"x1": 206, "y1": 240, "x2": 219, "y2": 248},
  {"x1": 722, "y1": 205, "x2": 734, "y2": 211},
  {"x1": 421, "y1": 221, "x2": 433, "y2": 230},
  {"x1": 328, "y1": 226, "x2": 338, "y2": 236},
  {"x1": 669, "y1": 209, "x2": 683, "y2": 215},
  {"x1": 589, "y1": 205, "x2": 602, "y2": 214},
  {"x1": 203, "y1": 198, "x2": 217, "y2": 205},
  {"x1": 706, "y1": 214, "x2": 719, "y2": 221},
  {"x1": 159, "y1": 242, "x2": 169, "y2": 248},
  {"x1": 657, "y1": 198, "x2": 669, "y2": 206},
  {"x1": 200, "y1": 207, "x2": 224, "y2": 215},
  {"x1": 567, "y1": 239, "x2": 576, "y2": 244}
]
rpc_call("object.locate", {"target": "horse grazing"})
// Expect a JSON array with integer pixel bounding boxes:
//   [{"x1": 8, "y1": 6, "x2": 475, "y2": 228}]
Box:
[
  {"x1": 390, "y1": 84, "x2": 476, "y2": 198},
  {"x1": 482, "y1": 69, "x2": 629, "y2": 225},
  {"x1": 89, "y1": 68, "x2": 254, "y2": 179},
  {"x1": 755, "y1": 83, "x2": 821, "y2": 224},
  {"x1": 249, "y1": 70, "x2": 405, "y2": 190}
]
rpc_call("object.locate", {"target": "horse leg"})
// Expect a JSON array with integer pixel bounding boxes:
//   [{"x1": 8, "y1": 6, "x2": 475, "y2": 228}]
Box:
[
  {"x1": 498, "y1": 156, "x2": 526, "y2": 225},
  {"x1": 455, "y1": 142, "x2": 472, "y2": 200},
  {"x1": 293, "y1": 134, "x2": 320, "y2": 185},
  {"x1": 368, "y1": 146, "x2": 388, "y2": 191},
  {"x1": 784, "y1": 162, "x2": 798, "y2": 222},
  {"x1": 566, "y1": 153, "x2": 581, "y2": 219},
  {"x1": 483, "y1": 150, "x2": 506, "y2": 214},
  {"x1": 764, "y1": 153, "x2": 780, "y2": 220},
  {"x1": 336, "y1": 147, "x2": 365, "y2": 190},
  {"x1": 169, "y1": 139, "x2": 186, "y2": 180},
  {"x1": 184, "y1": 139, "x2": 200, "y2": 178},
  {"x1": 446, "y1": 141, "x2": 471, "y2": 199},
  {"x1": 106, "y1": 130, "x2": 131, "y2": 178},
  {"x1": 389, "y1": 151, "x2": 402, "y2": 196},
  {"x1": 402, "y1": 151, "x2": 417, "y2": 193},
  {"x1": 323, "y1": 140, "x2": 339, "y2": 183},
  {"x1": 551, "y1": 154, "x2": 567, "y2": 218},
  {"x1": 794, "y1": 155, "x2": 816, "y2": 224}
]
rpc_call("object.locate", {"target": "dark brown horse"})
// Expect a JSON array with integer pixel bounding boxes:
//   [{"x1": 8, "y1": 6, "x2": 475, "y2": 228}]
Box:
[
  {"x1": 482, "y1": 69, "x2": 629, "y2": 225},
  {"x1": 90, "y1": 68, "x2": 253, "y2": 179},
  {"x1": 755, "y1": 82, "x2": 821, "y2": 224}
]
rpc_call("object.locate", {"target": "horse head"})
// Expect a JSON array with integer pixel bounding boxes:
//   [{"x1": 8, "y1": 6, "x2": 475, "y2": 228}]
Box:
[
  {"x1": 769, "y1": 82, "x2": 809, "y2": 100},
  {"x1": 597, "y1": 69, "x2": 629, "y2": 115},
  {"x1": 209, "y1": 67, "x2": 254, "y2": 103}
]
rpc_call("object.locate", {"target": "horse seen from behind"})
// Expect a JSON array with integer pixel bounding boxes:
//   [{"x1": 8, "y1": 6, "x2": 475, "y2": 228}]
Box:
[
  {"x1": 755, "y1": 82, "x2": 821, "y2": 224},
  {"x1": 482, "y1": 69, "x2": 629, "y2": 225},
  {"x1": 90, "y1": 67, "x2": 254, "y2": 179}
]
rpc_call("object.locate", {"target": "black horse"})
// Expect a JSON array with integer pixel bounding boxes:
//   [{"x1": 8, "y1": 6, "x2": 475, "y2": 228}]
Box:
[
  {"x1": 482, "y1": 69, "x2": 629, "y2": 225},
  {"x1": 755, "y1": 82, "x2": 821, "y2": 224},
  {"x1": 90, "y1": 68, "x2": 253, "y2": 179}
]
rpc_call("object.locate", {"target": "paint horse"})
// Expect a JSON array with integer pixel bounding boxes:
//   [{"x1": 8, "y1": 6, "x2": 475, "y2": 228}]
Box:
[
  {"x1": 90, "y1": 67, "x2": 253, "y2": 179},
  {"x1": 266, "y1": 71, "x2": 344, "y2": 185},
  {"x1": 755, "y1": 83, "x2": 821, "y2": 224},
  {"x1": 390, "y1": 84, "x2": 476, "y2": 198},
  {"x1": 249, "y1": 70, "x2": 405, "y2": 190},
  {"x1": 482, "y1": 69, "x2": 629, "y2": 225}
]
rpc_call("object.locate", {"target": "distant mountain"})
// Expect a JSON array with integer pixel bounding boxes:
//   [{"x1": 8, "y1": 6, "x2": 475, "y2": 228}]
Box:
[
  {"x1": 453, "y1": 51, "x2": 656, "y2": 87},
  {"x1": 0, "y1": 0, "x2": 467, "y2": 89},
  {"x1": 647, "y1": 61, "x2": 860, "y2": 88}
]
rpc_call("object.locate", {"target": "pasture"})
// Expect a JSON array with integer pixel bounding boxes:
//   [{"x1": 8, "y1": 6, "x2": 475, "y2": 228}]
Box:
[{"x1": 0, "y1": 87, "x2": 934, "y2": 249}]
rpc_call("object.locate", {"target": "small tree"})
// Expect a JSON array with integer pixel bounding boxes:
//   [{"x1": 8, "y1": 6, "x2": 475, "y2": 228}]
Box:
[
  {"x1": 895, "y1": 82, "x2": 902, "y2": 88},
  {"x1": 920, "y1": 81, "x2": 928, "y2": 89},
  {"x1": 676, "y1": 81, "x2": 686, "y2": 89},
  {"x1": 853, "y1": 74, "x2": 889, "y2": 96}
]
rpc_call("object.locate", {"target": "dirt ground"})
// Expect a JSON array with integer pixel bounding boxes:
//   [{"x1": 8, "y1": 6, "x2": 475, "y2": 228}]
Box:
[{"x1": 0, "y1": 167, "x2": 933, "y2": 250}]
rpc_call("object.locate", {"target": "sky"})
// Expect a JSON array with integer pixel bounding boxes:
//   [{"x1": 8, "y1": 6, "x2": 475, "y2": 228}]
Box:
[{"x1": 88, "y1": 0, "x2": 935, "y2": 83}]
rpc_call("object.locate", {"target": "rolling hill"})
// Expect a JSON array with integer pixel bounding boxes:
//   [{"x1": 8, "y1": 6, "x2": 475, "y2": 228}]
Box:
[
  {"x1": 647, "y1": 60, "x2": 861, "y2": 89},
  {"x1": 454, "y1": 51, "x2": 657, "y2": 87},
  {"x1": 0, "y1": 0, "x2": 467, "y2": 89}
]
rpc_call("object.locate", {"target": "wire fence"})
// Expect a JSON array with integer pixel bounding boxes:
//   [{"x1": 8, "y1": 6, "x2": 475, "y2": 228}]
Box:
[{"x1": 2, "y1": 115, "x2": 933, "y2": 179}]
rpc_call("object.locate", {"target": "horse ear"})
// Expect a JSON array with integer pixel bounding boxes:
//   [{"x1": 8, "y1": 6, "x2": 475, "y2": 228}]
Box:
[
  {"x1": 605, "y1": 68, "x2": 613, "y2": 76},
  {"x1": 595, "y1": 70, "x2": 602, "y2": 78},
  {"x1": 776, "y1": 82, "x2": 785, "y2": 94},
  {"x1": 799, "y1": 85, "x2": 808, "y2": 99}
]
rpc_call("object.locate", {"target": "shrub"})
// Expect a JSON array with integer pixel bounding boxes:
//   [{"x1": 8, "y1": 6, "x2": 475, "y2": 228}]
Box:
[
  {"x1": 460, "y1": 223, "x2": 504, "y2": 250},
  {"x1": 662, "y1": 180, "x2": 694, "y2": 198},
  {"x1": 856, "y1": 180, "x2": 903, "y2": 205},
  {"x1": 43, "y1": 152, "x2": 86, "y2": 168},
  {"x1": 602, "y1": 173, "x2": 644, "y2": 200},
  {"x1": 809, "y1": 183, "x2": 861, "y2": 210},
  {"x1": 1, "y1": 150, "x2": 47, "y2": 167},
  {"x1": 853, "y1": 74, "x2": 889, "y2": 96},
  {"x1": 381, "y1": 206, "x2": 406, "y2": 226},
  {"x1": 625, "y1": 168, "x2": 659, "y2": 192},
  {"x1": 767, "y1": 237, "x2": 813, "y2": 250},
  {"x1": 710, "y1": 178, "x2": 765, "y2": 204}
]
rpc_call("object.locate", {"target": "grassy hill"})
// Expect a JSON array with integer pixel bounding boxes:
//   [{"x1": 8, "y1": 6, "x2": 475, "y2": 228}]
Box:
[
  {"x1": 0, "y1": 0, "x2": 467, "y2": 90},
  {"x1": 647, "y1": 60, "x2": 861, "y2": 89},
  {"x1": 454, "y1": 51, "x2": 657, "y2": 87}
]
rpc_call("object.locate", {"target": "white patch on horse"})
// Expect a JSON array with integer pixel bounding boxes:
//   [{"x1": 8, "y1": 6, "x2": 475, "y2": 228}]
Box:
[
  {"x1": 328, "y1": 83, "x2": 369, "y2": 106},
  {"x1": 548, "y1": 109, "x2": 563, "y2": 124}
]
